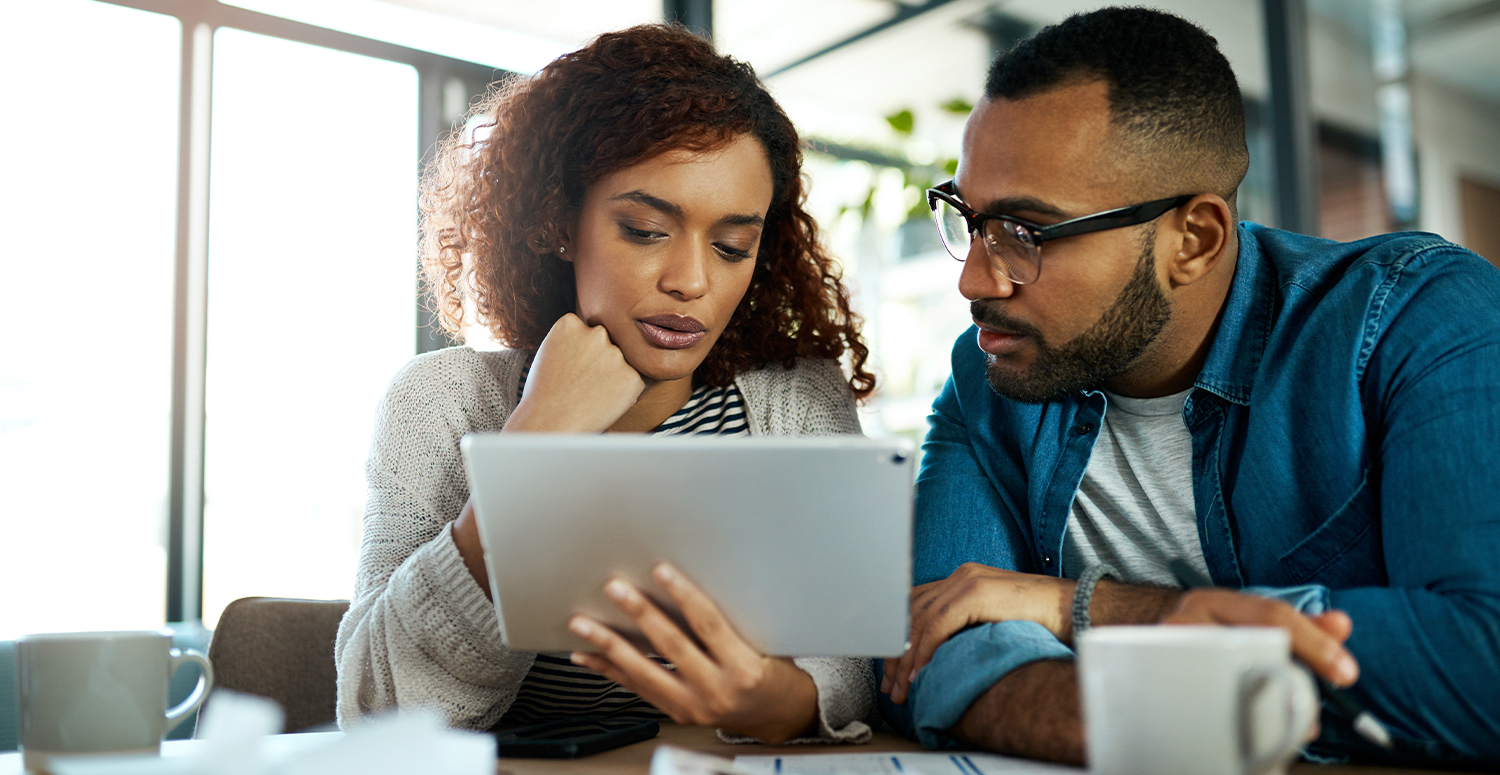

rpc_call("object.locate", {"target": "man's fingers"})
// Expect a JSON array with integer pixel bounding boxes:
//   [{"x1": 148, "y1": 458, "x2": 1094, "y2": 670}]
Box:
[
  {"x1": 1164, "y1": 590, "x2": 1360, "y2": 688},
  {"x1": 1310, "y1": 609, "x2": 1353, "y2": 642}
]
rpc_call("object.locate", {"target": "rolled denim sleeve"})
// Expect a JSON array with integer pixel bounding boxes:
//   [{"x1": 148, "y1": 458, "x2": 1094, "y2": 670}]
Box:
[
  {"x1": 884, "y1": 622, "x2": 1074, "y2": 749},
  {"x1": 1244, "y1": 584, "x2": 1331, "y2": 615}
]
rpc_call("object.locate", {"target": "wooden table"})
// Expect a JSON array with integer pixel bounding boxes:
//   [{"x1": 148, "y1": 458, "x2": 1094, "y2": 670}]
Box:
[{"x1": 0, "y1": 724, "x2": 1458, "y2": 775}]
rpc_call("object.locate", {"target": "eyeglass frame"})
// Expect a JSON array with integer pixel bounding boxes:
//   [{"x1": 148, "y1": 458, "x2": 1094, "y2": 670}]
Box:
[{"x1": 926, "y1": 180, "x2": 1196, "y2": 284}]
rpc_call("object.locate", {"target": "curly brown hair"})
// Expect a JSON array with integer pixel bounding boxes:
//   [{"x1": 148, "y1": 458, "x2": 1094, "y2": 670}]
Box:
[{"x1": 419, "y1": 24, "x2": 874, "y2": 400}]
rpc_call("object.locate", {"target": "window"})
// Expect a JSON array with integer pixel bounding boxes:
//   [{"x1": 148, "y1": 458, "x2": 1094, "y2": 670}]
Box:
[
  {"x1": 0, "y1": 0, "x2": 180, "y2": 637},
  {"x1": 200, "y1": 29, "x2": 419, "y2": 627}
]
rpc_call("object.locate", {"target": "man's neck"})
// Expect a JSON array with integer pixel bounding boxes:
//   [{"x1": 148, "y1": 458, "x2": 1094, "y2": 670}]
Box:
[{"x1": 1107, "y1": 233, "x2": 1239, "y2": 399}]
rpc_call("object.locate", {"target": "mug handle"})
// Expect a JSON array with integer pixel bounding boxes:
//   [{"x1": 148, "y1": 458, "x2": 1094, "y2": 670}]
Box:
[
  {"x1": 1237, "y1": 664, "x2": 1318, "y2": 775},
  {"x1": 165, "y1": 648, "x2": 216, "y2": 727}
]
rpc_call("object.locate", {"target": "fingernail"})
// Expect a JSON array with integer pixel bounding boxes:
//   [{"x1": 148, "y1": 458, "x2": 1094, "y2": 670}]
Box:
[
  {"x1": 908, "y1": 669, "x2": 918, "y2": 684},
  {"x1": 605, "y1": 579, "x2": 631, "y2": 602},
  {"x1": 880, "y1": 675, "x2": 890, "y2": 693},
  {"x1": 569, "y1": 617, "x2": 594, "y2": 638},
  {"x1": 654, "y1": 563, "x2": 676, "y2": 584},
  {"x1": 1335, "y1": 654, "x2": 1359, "y2": 685},
  {"x1": 569, "y1": 652, "x2": 586, "y2": 665}
]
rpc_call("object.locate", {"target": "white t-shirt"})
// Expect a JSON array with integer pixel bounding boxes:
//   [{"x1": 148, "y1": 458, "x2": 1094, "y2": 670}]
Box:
[{"x1": 1062, "y1": 387, "x2": 1211, "y2": 586}]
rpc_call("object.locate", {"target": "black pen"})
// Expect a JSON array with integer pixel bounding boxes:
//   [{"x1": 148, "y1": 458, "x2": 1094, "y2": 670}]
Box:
[{"x1": 1165, "y1": 558, "x2": 1394, "y2": 750}]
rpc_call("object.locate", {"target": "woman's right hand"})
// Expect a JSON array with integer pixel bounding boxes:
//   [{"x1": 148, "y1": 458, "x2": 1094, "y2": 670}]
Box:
[{"x1": 503, "y1": 313, "x2": 646, "y2": 433}]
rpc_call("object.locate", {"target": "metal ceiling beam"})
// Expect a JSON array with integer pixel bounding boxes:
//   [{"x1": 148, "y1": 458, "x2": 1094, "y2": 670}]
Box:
[
  {"x1": 763, "y1": 0, "x2": 962, "y2": 79},
  {"x1": 1263, "y1": 0, "x2": 1320, "y2": 235},
  {"x1": 665, "y1": 0, "x2": 713, "y2": 40}
]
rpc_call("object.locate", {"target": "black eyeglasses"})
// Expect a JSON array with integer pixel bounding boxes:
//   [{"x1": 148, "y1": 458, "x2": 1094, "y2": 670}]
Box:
[{"x1": 926, "y1": 180, "x2": 1195, "y2": 284}]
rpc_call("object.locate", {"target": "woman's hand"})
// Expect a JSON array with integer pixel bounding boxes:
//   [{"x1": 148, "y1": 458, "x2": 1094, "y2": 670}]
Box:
[
  {"x1": 503, "y1": 313, "x2": 646, "y2": 433},
  {"x1": 568, "y1": 563, "x2": 820, "y2": 744}
]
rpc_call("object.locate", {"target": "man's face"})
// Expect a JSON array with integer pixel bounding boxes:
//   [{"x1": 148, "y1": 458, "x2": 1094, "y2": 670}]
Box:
[{"x1": 954, "y1": 81, "x2": 1174, "y2": 402}]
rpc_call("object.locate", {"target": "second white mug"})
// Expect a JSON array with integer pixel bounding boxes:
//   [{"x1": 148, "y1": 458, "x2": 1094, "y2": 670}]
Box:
[
  {"x1": 1077, "y1": 625, "x2": 1317, "y2": 775},
  {"x1": 17, "y1": 630, "x2": 214, "y2": 774}
]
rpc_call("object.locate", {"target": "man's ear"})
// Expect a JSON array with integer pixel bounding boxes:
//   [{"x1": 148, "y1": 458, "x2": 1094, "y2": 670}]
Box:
[{"x1": 1164, "y1": 194, "x2": 1232, "y2": 288}]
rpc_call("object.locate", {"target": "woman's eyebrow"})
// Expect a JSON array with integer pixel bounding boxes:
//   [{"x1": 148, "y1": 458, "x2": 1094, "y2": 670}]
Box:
[
  {"x1": 610, "y1": 190, "x2": 683, "y2": 218},
  {"x1": 610, "y1": 190, "x2": 764, "y2": 227},
  {"x1": 719, "y1": 213, "x2": 764, "y2": 227}
]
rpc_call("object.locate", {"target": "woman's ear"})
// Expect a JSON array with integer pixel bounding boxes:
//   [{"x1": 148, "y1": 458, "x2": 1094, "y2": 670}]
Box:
[
  {"x1": 556, "y1": 223, "x2": 575, "y2": 263},
  {"x1": 1164, "y1": 194, "x2": 1232, "y2": 288}
]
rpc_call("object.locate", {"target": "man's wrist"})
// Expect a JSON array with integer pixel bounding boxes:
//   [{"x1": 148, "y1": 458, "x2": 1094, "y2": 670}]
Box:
[{"x1": 1088, "y1": 579, "x2": 1183, "y2": 628}]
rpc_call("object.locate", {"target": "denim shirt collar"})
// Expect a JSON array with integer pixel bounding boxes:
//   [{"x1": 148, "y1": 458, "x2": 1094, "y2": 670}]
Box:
[{"x1": 1193, "y1": 223, "x2": 1277, "y2": 407}]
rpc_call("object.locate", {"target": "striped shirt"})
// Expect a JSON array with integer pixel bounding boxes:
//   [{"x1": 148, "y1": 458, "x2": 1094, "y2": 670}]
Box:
[{"x1": 501, "y1": 372, "x2": 749, "y2": 726}]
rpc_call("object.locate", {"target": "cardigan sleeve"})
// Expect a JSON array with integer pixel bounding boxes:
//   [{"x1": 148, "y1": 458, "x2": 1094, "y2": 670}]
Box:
[{"x1": 334, "y1": 350, "x2": 536, "y2": 730}]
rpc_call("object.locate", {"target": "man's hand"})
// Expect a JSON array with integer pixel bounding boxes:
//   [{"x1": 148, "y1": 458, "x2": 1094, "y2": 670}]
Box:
[
  {"x1": 568, "y1": 563, "x2": 819, "y2": 744},
  {"x1": 503, "y1": 313, "x2": 647, "y2": 433},
  {"x1": 1161, "y1": 588, "x2": 1359, "y2": 687},
  {"x1": 881, "y1": 563, "x2": 1074, "y2": 705}
]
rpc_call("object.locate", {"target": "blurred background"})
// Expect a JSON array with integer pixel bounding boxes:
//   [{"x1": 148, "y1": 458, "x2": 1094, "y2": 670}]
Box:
[{"x1": 1, "y1": 0, "x2": 1497, "y2": 644}]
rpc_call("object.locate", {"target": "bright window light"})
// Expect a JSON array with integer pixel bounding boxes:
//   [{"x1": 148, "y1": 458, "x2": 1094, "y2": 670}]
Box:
[
  {"x1": 0, "y1": 0, "x2": 180, "y2": 637},
  {"x1": 224, "y1": 0, "x2": 571, "y2": 72},
  {"x1": 201, "y1": 28, "x2": 420, "y2": 627}
]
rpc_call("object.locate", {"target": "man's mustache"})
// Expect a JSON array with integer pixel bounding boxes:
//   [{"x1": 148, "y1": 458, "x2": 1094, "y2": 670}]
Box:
[{"x1": 970, "y1": 299, "x2": 1043, "y2": 341}]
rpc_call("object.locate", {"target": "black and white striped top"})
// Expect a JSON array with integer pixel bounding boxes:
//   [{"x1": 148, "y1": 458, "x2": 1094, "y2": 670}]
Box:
[{"x1": 500, "y1": 376, "x2": 749, "y2": 726}]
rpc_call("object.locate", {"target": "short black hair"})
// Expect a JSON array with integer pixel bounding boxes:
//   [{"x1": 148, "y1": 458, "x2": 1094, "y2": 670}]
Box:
[{"x1": 985, "y1": 6, "x2": 1248, "y2": 200}]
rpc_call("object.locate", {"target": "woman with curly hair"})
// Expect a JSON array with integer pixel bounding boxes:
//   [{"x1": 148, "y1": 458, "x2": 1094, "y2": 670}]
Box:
[{"x1": 334, "y1": 24, "x2": 878, "y2": 745}]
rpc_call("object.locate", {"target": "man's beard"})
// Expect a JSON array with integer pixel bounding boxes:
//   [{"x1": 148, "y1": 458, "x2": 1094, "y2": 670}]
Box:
[{"x1": 973, "y1": 234, "x2": 1173, "y2": 404}]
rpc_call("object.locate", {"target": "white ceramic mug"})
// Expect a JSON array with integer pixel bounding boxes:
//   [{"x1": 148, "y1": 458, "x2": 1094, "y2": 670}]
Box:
[
  {"x1": 1077, "y1": 625, "x2": 1318, "y2": 775},
  {"x1": 17, "y1": 630, "x2": 214, "y2": 773}
]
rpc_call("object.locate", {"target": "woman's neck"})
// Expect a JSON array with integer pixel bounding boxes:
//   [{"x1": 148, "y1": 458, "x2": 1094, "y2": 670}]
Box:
[{"x1": 607, "y1": 376, "x2": 695, "y2": 433}]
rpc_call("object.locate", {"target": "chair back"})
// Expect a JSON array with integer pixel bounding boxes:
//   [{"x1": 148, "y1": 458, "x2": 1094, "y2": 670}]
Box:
[{"x1": 207, "y1": 596, "x2": 349, "y2": 733}]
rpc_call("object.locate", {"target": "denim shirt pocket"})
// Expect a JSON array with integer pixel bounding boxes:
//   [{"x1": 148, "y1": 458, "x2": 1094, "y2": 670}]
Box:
[{"x1": 1273, "y1": 470, "x2": 1384, "y2": 587}]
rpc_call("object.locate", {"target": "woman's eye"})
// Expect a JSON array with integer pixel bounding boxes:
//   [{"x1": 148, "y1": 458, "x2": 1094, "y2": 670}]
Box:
[
  {"x1": 716, "y1": 243, "x2": 753, "y2": 262},
  {"x1": 619, "y1": 224, "x2": 664, "y2": 243}
]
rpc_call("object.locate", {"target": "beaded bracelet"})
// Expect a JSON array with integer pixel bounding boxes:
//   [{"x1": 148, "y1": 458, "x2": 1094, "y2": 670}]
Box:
[{"x1": 1071, "y1": 563, "x2": 1119, "y2": 635}]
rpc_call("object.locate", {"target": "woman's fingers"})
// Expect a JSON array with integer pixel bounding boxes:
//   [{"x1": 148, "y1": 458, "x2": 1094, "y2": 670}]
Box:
[
  {"x1": 602, "y1": 578, "x2": 717, "y2": 679},
  {"x1": 567, "y1": 616, "x2": 696, "y2": 719},
  {"x1": 651, "y1": 563, "x2": 759, "y2": 664}
]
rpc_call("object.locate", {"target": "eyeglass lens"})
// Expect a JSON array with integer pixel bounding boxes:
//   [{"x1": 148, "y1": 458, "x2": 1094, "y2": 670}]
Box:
[{"x1": 931, "y1": 198, "x2": 1041, "y2": 284}]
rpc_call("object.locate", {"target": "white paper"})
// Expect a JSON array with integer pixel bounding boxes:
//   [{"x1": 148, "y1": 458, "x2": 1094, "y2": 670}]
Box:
[{"x1": 734, "y1": 751, "x2": 1082, "y2": 775}]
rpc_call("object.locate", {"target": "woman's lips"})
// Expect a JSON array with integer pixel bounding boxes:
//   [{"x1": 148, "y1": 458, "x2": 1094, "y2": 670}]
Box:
[
  {"x1": 637, "y1": 314, "x2": 707, "y2": 350},
  {"x1": 976, "y1": 325, "x2": 1025, "y2": 356}
]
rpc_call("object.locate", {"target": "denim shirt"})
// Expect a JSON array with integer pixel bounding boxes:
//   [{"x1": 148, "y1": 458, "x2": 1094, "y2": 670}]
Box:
[{"x1": 883, "y1": 223, "x2": 1500, "y2": 766}]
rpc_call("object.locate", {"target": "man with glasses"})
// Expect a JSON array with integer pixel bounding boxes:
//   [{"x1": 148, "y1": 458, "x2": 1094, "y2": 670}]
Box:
[{"x1": 877, "y1": 6, "x2": 1500, "y2": 768}]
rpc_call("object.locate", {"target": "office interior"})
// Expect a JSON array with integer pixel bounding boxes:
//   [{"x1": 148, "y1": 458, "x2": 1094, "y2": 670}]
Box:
[{"x1": 2, "y1": 0, "x2": 1498, "y2": 749}]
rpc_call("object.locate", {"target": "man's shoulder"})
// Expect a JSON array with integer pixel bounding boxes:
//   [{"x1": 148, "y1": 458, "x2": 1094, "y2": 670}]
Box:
[{"x1": 1243, "y1": 223, "x2": 1494, "y2": 294}]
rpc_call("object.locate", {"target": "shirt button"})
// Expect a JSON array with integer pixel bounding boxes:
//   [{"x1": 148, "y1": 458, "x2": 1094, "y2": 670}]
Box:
[
  {"x1": 1042, "y1": 554, "x2": 1054, "y2": 567},
  {"x1": 1073, "y1": 423, "x2": 1094, "y2": 436}
]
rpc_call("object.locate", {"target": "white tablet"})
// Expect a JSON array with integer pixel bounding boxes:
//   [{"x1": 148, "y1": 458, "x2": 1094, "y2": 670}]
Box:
[{"x1": 460, "y1": 434, "x2": 913, "y2": 657}]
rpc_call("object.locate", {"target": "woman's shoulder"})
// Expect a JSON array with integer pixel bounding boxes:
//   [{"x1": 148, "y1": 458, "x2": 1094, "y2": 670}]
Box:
[
  {"x1": 381, "y1": 346, "x2": 529, "y2": 415},
  {"x1": 733, "y1": 358, "x2": 860, "y2": 435},
  {"x1": 734, "y1": 357, "x2": 846, "y2": 392}
]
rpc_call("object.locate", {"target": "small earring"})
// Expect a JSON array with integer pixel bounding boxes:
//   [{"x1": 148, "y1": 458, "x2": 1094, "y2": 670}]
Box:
[{"x1": 557, "y1": 246, "x2": 567, "y2": 255}]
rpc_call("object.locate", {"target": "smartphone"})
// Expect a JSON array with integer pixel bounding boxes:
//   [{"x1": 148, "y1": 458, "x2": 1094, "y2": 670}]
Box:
[{"x1": 492, "y1": 717, "x2": 660, "y2": 758}]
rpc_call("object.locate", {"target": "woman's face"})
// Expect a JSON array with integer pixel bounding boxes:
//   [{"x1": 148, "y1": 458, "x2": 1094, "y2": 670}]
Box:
[{"x1": 564, "y1": 133, "x2": 775, "y2": 383}]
